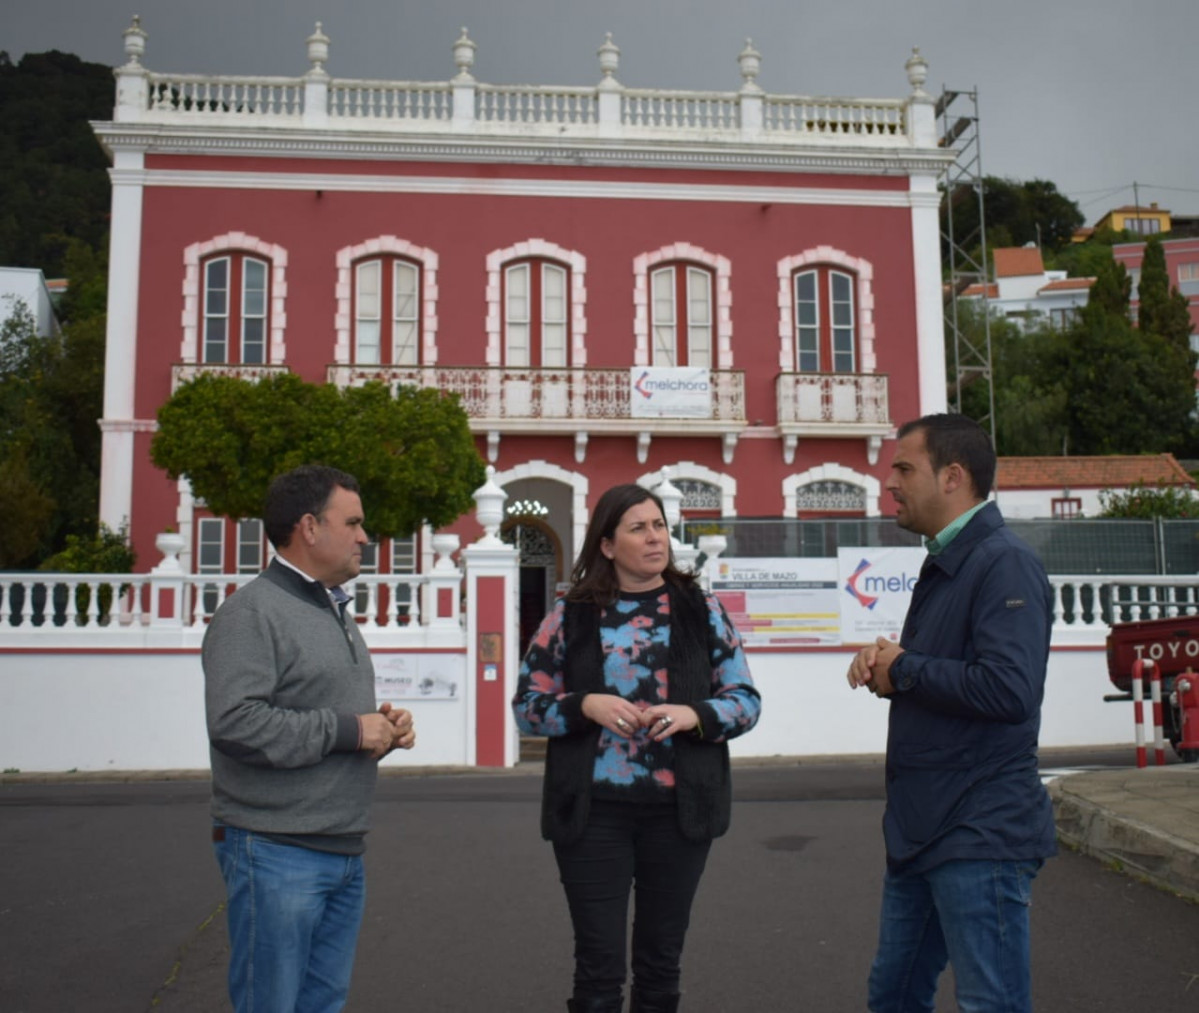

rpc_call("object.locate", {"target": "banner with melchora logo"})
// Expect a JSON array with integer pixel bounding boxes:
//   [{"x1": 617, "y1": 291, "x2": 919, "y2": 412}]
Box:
[
  {"x1": 837, "y1": 547, "x2": 926, "y2": 645},
  {"x1": 630, "y1": 366, "x2": 712, "y2": 419}
]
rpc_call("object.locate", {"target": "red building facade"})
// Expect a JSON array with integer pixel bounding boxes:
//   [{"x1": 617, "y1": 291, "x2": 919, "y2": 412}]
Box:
[{"x1": 93, "y1": 19, "x2": 952, "y2": 626}]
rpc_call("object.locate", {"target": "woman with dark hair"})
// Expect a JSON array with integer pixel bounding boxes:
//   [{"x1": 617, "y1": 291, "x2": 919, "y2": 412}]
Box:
[{"x1": 513, "y1": 483, "x2": 761, "y2": 1013}]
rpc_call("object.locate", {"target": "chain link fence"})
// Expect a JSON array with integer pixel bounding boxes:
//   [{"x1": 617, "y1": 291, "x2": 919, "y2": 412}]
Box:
[{"x1": 680, "y1": 517, "x2": 1199, "y2": 575}]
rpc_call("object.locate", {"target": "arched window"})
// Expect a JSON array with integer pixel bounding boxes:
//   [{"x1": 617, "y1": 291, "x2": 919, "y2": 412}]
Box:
[
  {"x1": 794, "y1": 267, "x2": 856, "y2": 372},
  {"x1": 354, "y1": 256, "x2": 421, "y2": 365},
  {"x1": 794, "y1": 480, "x2": 866, "y2": 514},
  {"x1": 651, "y1": 262, "x2": 713, "y2": 368},
  {"x1": 504, "y1": 259, "x2": 569, "y2": 367},
  {"x1": 202, "y1": 253, "x2": 269, "y2": 364}
]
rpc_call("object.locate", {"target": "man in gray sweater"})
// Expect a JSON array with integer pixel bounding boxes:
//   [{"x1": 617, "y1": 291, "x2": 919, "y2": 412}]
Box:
[{"x1": 203, "y1": 465, "x2": 415, "y2": 1013}]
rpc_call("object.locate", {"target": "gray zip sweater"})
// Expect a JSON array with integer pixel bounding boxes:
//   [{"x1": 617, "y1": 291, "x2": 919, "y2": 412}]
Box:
[{"x1": 203, "y1": 560, "x2": 378, "y2": 846}]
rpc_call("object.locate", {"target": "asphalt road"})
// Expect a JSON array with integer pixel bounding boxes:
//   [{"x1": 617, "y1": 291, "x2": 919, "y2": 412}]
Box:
[{"x1": 3, "y1": 750, "x2": 1198, "y2": 1012}]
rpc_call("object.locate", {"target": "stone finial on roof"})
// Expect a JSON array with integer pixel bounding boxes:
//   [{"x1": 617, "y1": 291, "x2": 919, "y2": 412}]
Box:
[
  {"x1": 597, "y1": 33, "x2": 620, "y2": 86},
  {"x1": 738, "y1": 39, "x2": 763, "y2": 94},
  {"x1": 904, "y1": 46, "x2": 928, "y2": 97},
  {"x1": 307, "y1": 22, "x2": 330, "y2": 78},
  {"x1": 453, "y1": 27, "x2": 477, "y2": 82},
  {"x1": 123, "y1": 15, "x2": 147, "y2": 67}
]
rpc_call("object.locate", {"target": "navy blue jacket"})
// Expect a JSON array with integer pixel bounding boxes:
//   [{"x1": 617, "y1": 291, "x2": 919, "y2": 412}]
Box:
[{"x1": 883, "y1": 502, "x2": 1057, "y2": 873}]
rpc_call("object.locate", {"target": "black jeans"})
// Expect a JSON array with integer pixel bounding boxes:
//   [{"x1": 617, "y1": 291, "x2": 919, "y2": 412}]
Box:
[{"x1": 553, "y1": 799, "x2": 712, "y2": 1003}]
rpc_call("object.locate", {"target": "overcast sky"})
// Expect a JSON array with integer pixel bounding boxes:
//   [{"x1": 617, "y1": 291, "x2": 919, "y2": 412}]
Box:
[{"x1": 6, "y1": 0, "x2": 1197, "y2": 222}]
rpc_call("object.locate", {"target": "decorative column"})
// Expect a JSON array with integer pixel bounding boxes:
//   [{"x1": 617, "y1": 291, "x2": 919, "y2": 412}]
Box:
[
  {"x1": 461, "y1": 467, "x2": 520, "y2": 766},
  {"x1": 427, "y1": 532, "x2": 462, "y2": 628},
  {"x1": 738, "y1": 39, "x2": 763, "y2": 138},
  {"x1": 596, "y1": 33, "x2": 623, "y2": 138},
  {"x1": 696, "y1": 534, "x2": 728, "y2": 592},
  {"x1": 149, "y1": 530, "x2": 186, "y2": 626},
  {"x1": 655, "y1": 468, "x2": 700, "y2": 573},
  {"x1": 451, "y1": 27, "x2": 478, "y2": 128},
  {"x1": 99, "y1": 18, "x2": 149, "y2": 534},
  {"x1": 904, "y1": 47, "x2": 936, "y2": 146},
  {"x1": 113, "y1": 16, "x2": 149, "y2": 123},
  {"x1": 904, "y1": 47, "x2": 950, "y2": 415},
  {"x1": 302, "y1": 22, "x2": 330, "y2": 127}
]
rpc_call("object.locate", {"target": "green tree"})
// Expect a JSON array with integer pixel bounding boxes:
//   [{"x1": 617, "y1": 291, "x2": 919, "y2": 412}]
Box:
[
  {"x1": 1054, "y1": 261, "x2": 1196, "y2": 455},
  {"x1": 0, "y1": 248, "x2": 107, "y2": 566},
  {"x1": 151, "y1": 374, "x2": 486, "y2": 536},
  {"x1": 944, "y1": 176, "x2": 1084, "y2": 269},
  {"x1": 1099, "y1": 482, "x2": 1199, "y2": 519},
  {"x1": 1138, "y1": 235, "x2": 1195, "y2": 356},
  {"x1": 0, "y1": 50, "x2": 113, "y2": 277},
  {"x1": 955, "y1": 302, "x2": 1068, "y2": 455},
  {"x1": 0, "y1": 444, "x2": 55, "y2": 567}
]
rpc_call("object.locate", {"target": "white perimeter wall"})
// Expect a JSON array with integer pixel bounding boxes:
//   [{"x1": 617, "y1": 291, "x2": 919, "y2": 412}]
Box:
[
  {"x1": 0, "y1": 651, "x2": 472, "y2": 773},
  {"x1": 731, "y1": 647, "x2": 1132, "y2": 761},
  {"x1": 1, "y1": 645, "x2": 1134, "y2": 773}
]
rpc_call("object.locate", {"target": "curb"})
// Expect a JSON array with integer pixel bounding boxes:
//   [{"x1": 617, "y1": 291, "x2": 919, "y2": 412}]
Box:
[{"x1": 1049, "y1": 777, "x2": 1199, "y2": 905}]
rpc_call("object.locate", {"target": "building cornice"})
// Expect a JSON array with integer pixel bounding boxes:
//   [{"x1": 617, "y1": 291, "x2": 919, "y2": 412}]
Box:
[
  {"x1": 92, "y1": 122, "x2": 954, "y2": 180},
  {"x1": 109, "y1": 166, "x2": 945, "y2": 209}
]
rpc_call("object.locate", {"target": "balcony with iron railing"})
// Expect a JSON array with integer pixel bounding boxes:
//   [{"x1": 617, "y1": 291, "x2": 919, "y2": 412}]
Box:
[
  {"x1": 168, "y1": 362, "x2": 899, "y2": 465},
  {"x1": 327, "y1": 363, "x2": 747, "y2": 464},
  {"x1": 776, "y1": 371, "x2": 892, "y2": 464}
]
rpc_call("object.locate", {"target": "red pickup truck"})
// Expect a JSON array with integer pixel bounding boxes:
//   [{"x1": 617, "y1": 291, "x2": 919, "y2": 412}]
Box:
[{"x1": 1106, "y1": 615, "x2": 1199, "y2": 761}]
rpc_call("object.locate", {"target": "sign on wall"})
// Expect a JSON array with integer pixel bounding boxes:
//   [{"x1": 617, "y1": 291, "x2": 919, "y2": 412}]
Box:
[
  {"x1": 374, "y1": 653, "x2": 465, "y2": 701},
  {"x1": 710, "y1": 557, "x2": 841, "y2": 646},
  {"x1": 710, "y1": 547, "x2": 928, "y2": 647},
  {"x1": 630, "y1": 366, "x2": 712, "y2": 418}
]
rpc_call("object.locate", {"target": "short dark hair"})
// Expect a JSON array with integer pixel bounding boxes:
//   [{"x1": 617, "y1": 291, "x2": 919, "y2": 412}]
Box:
[
  {"x1": 566, "y1": 483, "x2": 697, "y2": 605},
  {"x1": 263, "y1": 465, "x2": 360, "y2": 549},
  {"x1": 898, "y1": 413, "x2": 995, "y2": 499}
]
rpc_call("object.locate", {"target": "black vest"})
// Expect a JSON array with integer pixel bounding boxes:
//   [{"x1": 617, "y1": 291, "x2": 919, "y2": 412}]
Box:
[{"x1": 539, "y1": 581, "x2": 732, "y2": 845}]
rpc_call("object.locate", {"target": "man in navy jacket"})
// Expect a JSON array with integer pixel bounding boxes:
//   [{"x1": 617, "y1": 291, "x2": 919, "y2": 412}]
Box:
[{"x1": 848, "y1": 413, "x2": 1055, "y2": 1013}]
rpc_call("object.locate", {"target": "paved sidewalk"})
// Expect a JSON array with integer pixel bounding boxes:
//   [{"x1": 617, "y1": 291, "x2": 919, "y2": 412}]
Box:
[{"x1": 1048, "y1": 762, "x2": 1199, "y2": 903}]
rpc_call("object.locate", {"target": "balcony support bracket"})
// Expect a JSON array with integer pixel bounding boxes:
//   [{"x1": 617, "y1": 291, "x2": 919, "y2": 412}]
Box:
[
  {"x1": 781, "y1": 433, "x2": 798, "y2": 465},
  {"x1": 722, "y1": 432, "x2": 738, "y2": 465},
  {"x1": 636, "y1": 431, "x2": 651, "y2": 464},
  {"x1": 866, "y1": 435, "x2": 883, "y2": 466}
]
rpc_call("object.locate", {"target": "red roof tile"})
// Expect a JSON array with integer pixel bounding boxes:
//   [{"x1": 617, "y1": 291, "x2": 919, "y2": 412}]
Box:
[
  {"x1": 996, "y1": 455, "x2": 1195, "y2": 489},
  {"x1": 1038, "y1": 278, "x2": 1094, "y2": 293},
  {"x1": 992, "y1": 247, "x2": 1045, "y2": 278}
]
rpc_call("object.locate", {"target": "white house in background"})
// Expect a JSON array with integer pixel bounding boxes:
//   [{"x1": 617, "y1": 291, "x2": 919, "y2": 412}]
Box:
[
  {"x1": 962, "y1": 245, "x2": 1094, "y2": 331},
  {"x1": 995, "y1": 454, "x2": 1195, "y2": 519},
  {"x1": 0, "y1": 267, "x2": 62, "y2": 338}
]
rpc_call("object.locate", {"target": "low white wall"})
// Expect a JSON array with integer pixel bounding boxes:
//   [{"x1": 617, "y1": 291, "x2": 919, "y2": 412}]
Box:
[
  {"x1": 732, "y1": 645, "x2": 1132, "y2": 760},
  {"x1": 0, "y1": 650, "x2": 472, "y2": 773},
  {"x1": 1, "y1": 643, "x2": 1133, "y2": 773}
]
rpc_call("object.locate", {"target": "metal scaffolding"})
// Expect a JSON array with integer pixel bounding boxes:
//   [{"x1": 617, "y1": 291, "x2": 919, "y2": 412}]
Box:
[{"x1": 937, "y1": 86, "x2": 995, "y2": 444}]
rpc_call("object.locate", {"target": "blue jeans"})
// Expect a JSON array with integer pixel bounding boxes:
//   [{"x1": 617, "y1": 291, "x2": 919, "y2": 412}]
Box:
[
  {"x1": 213, "y1": 826, "x2": 366, "y2": 1013},
  {"x1": 552, "y1": 800, "x2": 711, "y2": 1003},
  {"x1": 867, "y1": 858, "x2": 1043, "y2": 1013}
]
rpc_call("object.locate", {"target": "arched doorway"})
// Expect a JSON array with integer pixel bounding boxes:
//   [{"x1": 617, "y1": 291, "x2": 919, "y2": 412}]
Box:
[{"x1": 501, "y1": 515, "x2": 564, "y2": 655}]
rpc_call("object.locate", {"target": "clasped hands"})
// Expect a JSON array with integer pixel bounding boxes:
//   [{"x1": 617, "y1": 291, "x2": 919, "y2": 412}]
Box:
[
  {"x1": 581, "y1": 694, "x2": 698, "y2": 742},
  {"x1": 358, "y1": 703, "x2": 416, "y2": 759},
  {"x1": 846, "y1": 636, "x2": 904, "y2": 697}
]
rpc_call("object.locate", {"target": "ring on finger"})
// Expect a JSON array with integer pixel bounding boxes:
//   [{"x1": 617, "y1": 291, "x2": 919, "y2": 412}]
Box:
[
  {"x1": 616, "y1": 717, "x2": 629, "y2": 730},
  {"x1": 659, "y1": 715, "x2": 673, "y2": 727}
]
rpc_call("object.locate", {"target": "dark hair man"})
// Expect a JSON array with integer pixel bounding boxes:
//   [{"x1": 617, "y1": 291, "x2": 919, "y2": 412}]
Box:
[
  {"x1": 847, "y1": 414, "x2": 1055, "y2": 1012},
  {"x1": 203, "y1": 464, "x2": 416, "y2": 1012}
]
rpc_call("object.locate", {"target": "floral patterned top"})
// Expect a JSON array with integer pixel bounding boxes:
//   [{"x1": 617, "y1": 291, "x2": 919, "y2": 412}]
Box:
[{"x1": 513, "y1": 586, "x2": 761, "y2": 802}]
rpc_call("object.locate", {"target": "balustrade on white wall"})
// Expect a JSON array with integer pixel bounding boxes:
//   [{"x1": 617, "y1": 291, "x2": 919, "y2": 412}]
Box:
[{"x1": 111, "y1": 18, "x2": 938, "y2": 150}]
